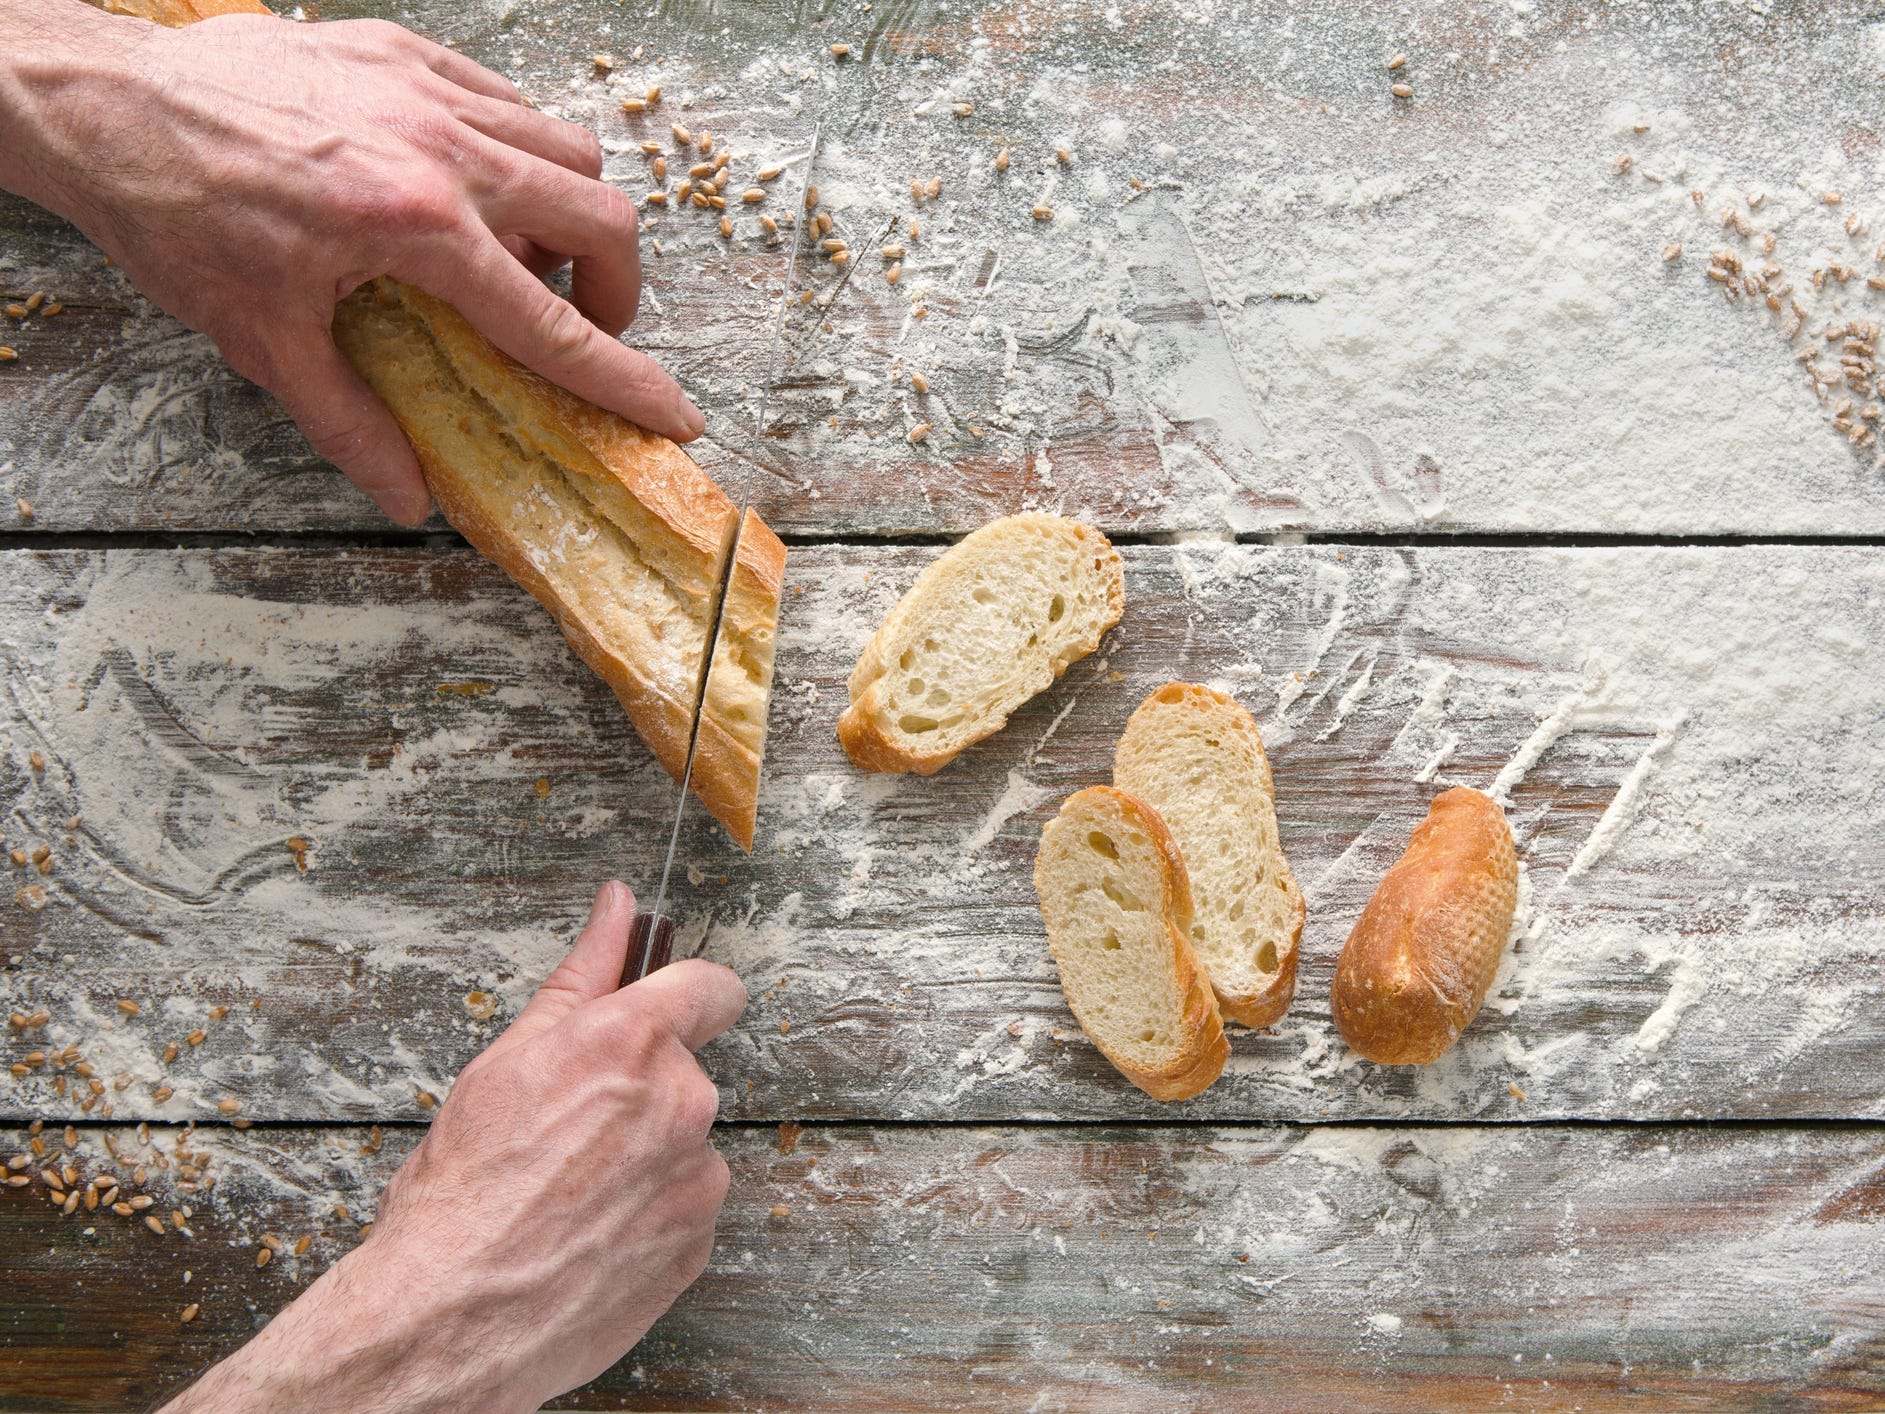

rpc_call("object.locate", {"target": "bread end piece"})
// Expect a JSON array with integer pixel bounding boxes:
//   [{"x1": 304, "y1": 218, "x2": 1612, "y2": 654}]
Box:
[
  {"x1": 1114, "y1": 681, "x2": 1305, "y2": 1030},
  {"x1": 1034, "y1": 786, "x2": 1228, "y2": 1102},
  {"x1": 1331, "y1": 787, "x2": 1519, "y2": 1065},
  {"x1": 840, "y1": 514, "x2": 1123, "y2": 775}
]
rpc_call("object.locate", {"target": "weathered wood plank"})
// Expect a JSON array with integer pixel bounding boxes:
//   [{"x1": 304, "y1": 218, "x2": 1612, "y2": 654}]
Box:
[
  {"x1": 6, "y1": 0, "x2": 1885, "y2": 535},
  {"x1": 3, "y1": 1120, "x2": 1884, "y2": 1411},
  {"x1": 3, "y1": 543, "x2": 1880, "y2": 1123}
]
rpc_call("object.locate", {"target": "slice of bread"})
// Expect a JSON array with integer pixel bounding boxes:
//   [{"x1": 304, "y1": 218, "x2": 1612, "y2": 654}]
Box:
[
  {"x1": 1033, "y1": 786, "x2": 1228, "y2": 1102},
  {"x1": 839, "y1": 514, "x2": 1123, "y2": 774},
  {"x1": 1113, "y1": 683, "x2": 1305, "y2": 1029}
]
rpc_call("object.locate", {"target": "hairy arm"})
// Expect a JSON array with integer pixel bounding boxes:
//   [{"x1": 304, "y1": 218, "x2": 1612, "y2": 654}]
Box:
[{"x1": 161, "y1": 883, "x2": 746, "y2": 1413}]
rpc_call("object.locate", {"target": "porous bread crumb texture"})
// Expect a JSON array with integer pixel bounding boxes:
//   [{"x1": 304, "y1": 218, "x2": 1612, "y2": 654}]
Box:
[
  {"x1": 1113, "y1": 682, "x2": 1305, "y2": 1030},
  {"x1": 1331, "y1": 787, "x2": 1519, "y2": 1066},
  {"x1": 840, "y1": 514, "x2": 1123, "y2": 774},
  {"x1": 333, "y1": 278, "x2": 786, "y2": 848},
  {"x1": 1033, "y1": 786, "x2": 1226, "y2": 1102},
  {"x1": 333, "y1": 282, "x2": 717, "y2": 763}
]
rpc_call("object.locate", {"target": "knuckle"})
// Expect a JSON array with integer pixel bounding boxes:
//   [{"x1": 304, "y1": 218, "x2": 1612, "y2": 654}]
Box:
[
  {"x1": 535, "y1": 296, "x2": 600, "y2": 366},
  {"x1": 339, "y1": 18, "x2": 409, "y2": 54},
  {"x1": 343, "y1": 177, "x2": 462, "y2": 242},
  {"x1": 674, "y1": 1072, "x2": 722, "y2": 1135},
  {"x1": 676, "y1": 958, "x2": 746, "y2": 1012},
  {"x1": 569, "y1": 126, "x2": 605, "y2": 178},
  {"x1": 593, "y1": 182, "x2": 634, "y2": 233}
]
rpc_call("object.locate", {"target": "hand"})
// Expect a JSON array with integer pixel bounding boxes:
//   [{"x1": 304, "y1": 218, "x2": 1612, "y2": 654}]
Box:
[
  {"x1": 165, "y1": 883, "x2": 747, "y2": 1413},
  {"x1": 0, "y1": 2, "x2": 705, "y2": 525}
]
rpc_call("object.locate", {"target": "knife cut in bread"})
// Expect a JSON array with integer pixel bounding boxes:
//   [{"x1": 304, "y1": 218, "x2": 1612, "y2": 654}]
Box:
[
  {"x1": 839, "y1": 513, "x2": 1123, "y2": 775},
  {"x1": 1033, "y1": 786, "x2": 1228, "y2": 1102},
  {"x1": 1113, "y1": 683, "x2": 1305, "y2": 1029},
  {"x1": 97, "y1": 0, "x2": 787, "y2": 851},
  {"x1": 690, "y1": 509, "x2": 786, "y2": 852},
  {"x1": 1331, "y1": 787, "x2": 1519, "y2": 1065}
]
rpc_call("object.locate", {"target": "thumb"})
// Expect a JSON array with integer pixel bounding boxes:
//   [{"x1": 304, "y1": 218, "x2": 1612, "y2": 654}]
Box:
[{"x1": 486, "y1": 881, "x2": 636, "y2": 1057}]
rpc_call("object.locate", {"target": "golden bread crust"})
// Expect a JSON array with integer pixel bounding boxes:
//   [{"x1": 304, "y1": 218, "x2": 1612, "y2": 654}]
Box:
[{"x1": 1331, "y1": 787, "x2": 1519, "y2": 1065}]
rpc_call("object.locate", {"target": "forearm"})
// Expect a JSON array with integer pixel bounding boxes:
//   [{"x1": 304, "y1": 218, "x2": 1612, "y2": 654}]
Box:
[
  {"x1": 161, "y1": 1236, "x2": 522, "y2": 1414},
  {"x1": 0, "y1": 0, "x2": 151, "y2": 223}
]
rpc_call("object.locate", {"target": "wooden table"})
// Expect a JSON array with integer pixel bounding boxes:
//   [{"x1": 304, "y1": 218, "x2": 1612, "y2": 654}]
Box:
[{"x1": 5, "y1": 0, "x2": 1885, "y2": 1407}]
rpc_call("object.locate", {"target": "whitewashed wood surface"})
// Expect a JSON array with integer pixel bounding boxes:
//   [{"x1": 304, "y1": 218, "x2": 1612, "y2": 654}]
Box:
[
  {"x1": 5, "y1": 0, "x2": 1885, "y2": 534},
  {"x1": 6, "y1": 1120, "x2": 1884, "y2": 1410},
  {"x1": 5, "y1": 0, "x2": 1885, "y2": 1408},
  {"x1": 5, "y1": 542, "x2": 1879, "y2": 1125}
]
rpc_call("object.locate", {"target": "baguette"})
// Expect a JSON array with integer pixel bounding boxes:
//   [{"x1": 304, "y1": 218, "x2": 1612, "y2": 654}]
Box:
[
  {"x1": 1330, "y1": 787, "x2": 1518, "y2": 1065},
  {"x1": 689, "y1": 509, "x2": 786, "y2": 852},
  {"x1": 1033, "y1": 786, "x2": 1228, "y2": 1102},
  {"x1": 92, "y1": 0, "x2": 786, "y2": 850},
  {"x1": 1113, "y1": 683, "x2": 1305, "y2": 1029},
  {"x1": 839, "y1": 514, "x2": 1123, "y2": 774}
]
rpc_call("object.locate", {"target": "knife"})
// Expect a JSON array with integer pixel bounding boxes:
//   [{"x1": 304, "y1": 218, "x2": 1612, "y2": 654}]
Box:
[{"x1": 620, "y1": 125, "x2": 822, "y2": 986}]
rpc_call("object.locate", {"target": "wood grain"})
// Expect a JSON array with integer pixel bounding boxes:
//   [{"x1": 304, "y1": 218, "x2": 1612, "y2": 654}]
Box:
[
  {"x1": 5, "y1": 0, "x2": 1885, "y2": 535},
  {"x1": 4, "y1": 543, "x2": 1878, "y2": 1125},
  {"x1": 3, "y1": 1120, "x2": 1883, "y2": 1411}
]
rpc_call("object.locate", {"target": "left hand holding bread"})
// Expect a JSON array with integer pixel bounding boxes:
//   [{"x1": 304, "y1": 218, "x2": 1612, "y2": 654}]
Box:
[{"x1": 0, "y1": 0, "x2": 702, "y2": 525}]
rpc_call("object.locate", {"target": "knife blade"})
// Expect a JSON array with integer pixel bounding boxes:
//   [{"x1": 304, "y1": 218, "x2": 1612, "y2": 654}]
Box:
[{"x1": 621, "y1": 125, "x2": 822, "y2": 986}]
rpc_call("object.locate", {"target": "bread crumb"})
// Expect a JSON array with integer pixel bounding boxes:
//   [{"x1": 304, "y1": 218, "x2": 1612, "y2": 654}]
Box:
[
  {"x1": 777, "y1": 1121, "x2": 804, "y2": 1155},
  {"x1": 769, "y1": 1204, "x2": 792, "y2": 1218}
]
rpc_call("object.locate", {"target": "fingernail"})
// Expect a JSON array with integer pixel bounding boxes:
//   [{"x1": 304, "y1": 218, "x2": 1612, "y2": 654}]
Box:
[
  {"x1": 587, "y1": 882, "x2": 618, "y2": 926},
  {"x1": 676, "y1": 394, "x2": 706, "y2": 438},
  {"x1": 375, "y1": 487, "x2": 430, "y2": 527}
]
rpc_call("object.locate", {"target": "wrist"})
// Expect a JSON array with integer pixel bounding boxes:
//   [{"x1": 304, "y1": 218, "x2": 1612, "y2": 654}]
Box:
[
  {"x1": 0, "y1": 0, "x2": 158, "y2": 228},
  {"x1": 167, "y1": 1233, "x2": 526, "y2": 1414}
]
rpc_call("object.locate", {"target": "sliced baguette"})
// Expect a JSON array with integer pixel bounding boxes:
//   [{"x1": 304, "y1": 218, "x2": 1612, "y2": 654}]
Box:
[
  {"x1": 1331, "y1": 787, "x2": 1519, "y2": 1065},
  {"x1": 1033, "y1": 786, "x2": 1228, "y2": 1102},
  {"x1": 839, "y1": 513, "x2": 1123, "y2": 774},
  {"x1": 1113, "y1": 683, "x2": 1305, "y2": 1029},
  {"x1": 109, "y1": 0, "x2": 788, "y2": 852}
]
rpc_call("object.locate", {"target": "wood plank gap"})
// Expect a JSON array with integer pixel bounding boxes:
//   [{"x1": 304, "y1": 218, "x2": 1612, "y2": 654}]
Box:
[{"x1": 8, "y1": 529, "x2": 1885, "y2": 553}]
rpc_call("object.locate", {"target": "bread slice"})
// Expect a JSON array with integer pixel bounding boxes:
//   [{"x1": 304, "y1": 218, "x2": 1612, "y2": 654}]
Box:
[
  {"x1": 1331, "y1": 787, "x2": 1519, "y2": 1065},
  {"x1": 1033, "y1": 786, "x2": 1228, "y2": 1102},
  {"x1": 839, "y1": 514, "x2": 1123, "y2": 774},
  {"x1": 1113, "y1": 683, "x2": 1305, "y2": 1029}
]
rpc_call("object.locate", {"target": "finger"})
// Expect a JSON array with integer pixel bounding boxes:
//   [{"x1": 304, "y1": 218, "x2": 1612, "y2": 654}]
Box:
[
  {"x1": 411, "y1": 235, "x2": 704, "y2": 441},
  {"x1": 496, "y1": 881, "x2": 637, "y2": 1053},
  {"x1": 622, "y1": 959, "x2": 747, "y2": 1053},
  {"x1": 500, "y1": 234, "x2": 571, "y2": 280},
  {"x1": 456, "y1": 94, "x2": 602, "y2": 178},
  {"x1": 268, "y1": 334, "x2": 431, "y2": 525},
  {"x1": 480, "y1": 152, "x2": 640, "y2": 333},
  {"x1": 407, "y1": 32, "x2": 522, "y2": 105}
]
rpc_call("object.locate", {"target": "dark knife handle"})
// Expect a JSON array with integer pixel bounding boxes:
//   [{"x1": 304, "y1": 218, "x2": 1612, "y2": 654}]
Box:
[{"x1": 621, "y1": 912, "x2": 677, "y2": 988}]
